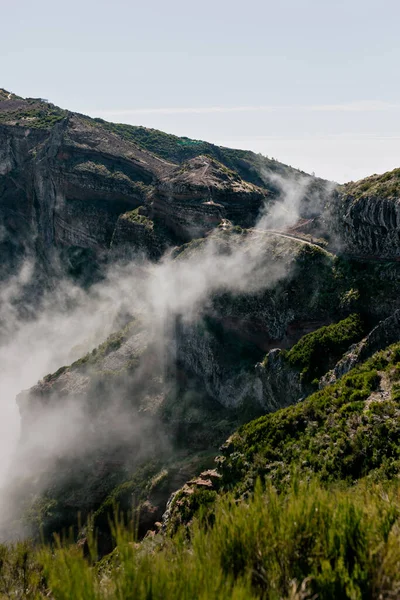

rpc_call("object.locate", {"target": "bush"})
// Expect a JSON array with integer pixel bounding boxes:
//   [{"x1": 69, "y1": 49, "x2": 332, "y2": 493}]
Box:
[
  {"x1": 4, "y1": 478, "x2": 400, "y2": 599},
  {"x1": 285, "y1": 314, "x2": 366, "y2": 382},
  {"x1": 218, "y1": 343, "x2": 400, "y2": 493}
]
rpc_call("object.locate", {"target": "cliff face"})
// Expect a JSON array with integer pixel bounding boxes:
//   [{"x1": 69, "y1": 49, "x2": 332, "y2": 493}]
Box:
[
  {"x1": 329, "y1": 169, "x2": 400, "y2": 258},
  {"x1": 155, "y1": 157, "x2": 267, "y2": 240},
  {"x1": 253, "y1": 349, "x2": 304, "y2": 410},
  {"x1": 0, "y1": 96, "x2": 270, "y2": 290},
  {"x1": 0, "y1": 112, "x2": 168, "y2": 273},
  {"x1": 320, "y1": 310, "x2": 400, "y2": 387},
  {"x1": 173, "y1": 237, "x2": 338, "y2": 409},
  {"x1": 0, "y1": 124, "x2": 48, "y2": 277}
]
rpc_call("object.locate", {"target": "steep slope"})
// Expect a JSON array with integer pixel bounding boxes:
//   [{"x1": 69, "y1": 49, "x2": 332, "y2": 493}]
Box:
[
  {"x1": 0, "y1": 89, "x2": 328, "y2": 280},
  {"x1": 165, "y1": 338, "x2": 400, "y2": 535},
  {"x1": 11, "y1": 225, "x2": 400, "y2": 544},
  {"x1": 328, "y1": 167, "x2": 400, "y2": 258},
  {"x1": 7, "y1": 232, "x2": 343, "y2": 542},
  {"x1": 0, "y1": 91, "x2": 278, "y2": 343},
  {"x1": 4, "y1": 88, "x2": 400, "y2": 574},
  {"x1": 95, "y1": 118, "x2": 315, "y2": 189}
]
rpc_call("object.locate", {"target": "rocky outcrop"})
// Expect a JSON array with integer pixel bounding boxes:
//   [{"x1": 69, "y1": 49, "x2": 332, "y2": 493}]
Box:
[
  {"x1": 16, "y1": 320, "x2": 155, "y2": 437},
  {"x1": 154, "y1": 156, "x2": 267, "y2": 240},
  {"x1": 0, "y1": 115, "x2": 161, "y2": 290},
  {"x1": 254, "y1": 349, "x2": 304, "y2": 411},
  {"x1": 320, "y1": 310, "x2": 400, "y2": 387},
  {"x1": 333, "y1": 194, "x2": 400, "y2": 257},
  {"x1": 174, "y1": 317, "x2": 261, "y2": 410},
  {"x1": 328, "y1": 169, "x2": 400, "y2": 258},
  {"x1": 173, "y1": 237, "x2": 341, "y2": 410},
  {"x1": 111, "y1": 207, "x2": 168, "y2": 260}
]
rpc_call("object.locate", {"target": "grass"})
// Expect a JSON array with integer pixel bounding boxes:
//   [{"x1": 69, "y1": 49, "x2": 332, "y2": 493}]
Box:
[{"x1": 2, "y1": 478, "x2": 400, "y2": 599}]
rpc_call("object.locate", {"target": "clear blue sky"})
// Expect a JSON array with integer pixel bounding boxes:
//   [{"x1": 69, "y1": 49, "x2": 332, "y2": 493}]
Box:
[{"x1": 2, "y1": 0, "x2": 400, "y2": 182}]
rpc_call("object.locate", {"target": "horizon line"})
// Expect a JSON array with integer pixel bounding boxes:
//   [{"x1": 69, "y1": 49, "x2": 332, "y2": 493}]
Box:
[{"x1": 87, "y1": 101, "x2": 400, "y2": 117}]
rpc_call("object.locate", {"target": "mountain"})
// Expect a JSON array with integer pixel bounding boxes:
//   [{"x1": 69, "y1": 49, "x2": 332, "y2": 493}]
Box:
[
  {"x1": 0, "y1": 88, "x2": 323, "y2": 281},
  {"x1": 1, "y1": 89, "x2": 400, "y2": 599}
]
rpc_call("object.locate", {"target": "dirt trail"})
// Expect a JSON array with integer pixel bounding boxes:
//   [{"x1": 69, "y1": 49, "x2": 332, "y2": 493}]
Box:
[
  {"x1": 365, "y1": 371, "x2": 391, "y2": 408},
  {"x1": 252, "y1": 229, "x2": 323, "y2": 250}
]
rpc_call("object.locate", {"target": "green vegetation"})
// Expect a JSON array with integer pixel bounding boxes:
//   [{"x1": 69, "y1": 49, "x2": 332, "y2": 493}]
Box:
[
  {"x1": 0, "y1": 101, "x2": 67, "y2": 129},
  {"x1": 344, "y1": 168, "x2": 400, "y2": 200},
  {"x1": 283, "y1": 313, "x2": 366, "y2": 382},
  {"x1": 0, "y1": 88, "x2": 23, "y2": 101},
  {"x1": 42, "y1": 320, "x2": 138, "y2": 383},
  {"x1": 99, "y1": 122, "x2": 209, "y2": 164},
  {"x1": 218, "y1": 343, "x2": 400, "y2": 495},
  {"x1": 121, "y1": 208, "x2": 154, "y2": 230},
  {"x1": 2, "y1": 478, "x2": 400, "y2": 599},
  {"x1": 91, "y1": 462, "x2": 162, "y2": 536},
  {"x1": 72, "y1": 162, "x2": 150, "y2": 198},
  {"x1": 392, "y1": 382, "x2": 400, "y2": 402},
  {"x1": 92, "y1": 120, "x2": 299, "y2": 188}
]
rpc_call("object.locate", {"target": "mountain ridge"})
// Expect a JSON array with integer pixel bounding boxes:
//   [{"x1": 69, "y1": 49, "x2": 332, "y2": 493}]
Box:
[{"x1": 2, "y1": 87, "x2": 400, "y2": 598}]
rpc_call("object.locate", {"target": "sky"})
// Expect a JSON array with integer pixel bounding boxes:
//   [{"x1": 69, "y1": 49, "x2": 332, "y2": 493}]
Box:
[{"x1": 1, "y1": 0, "x2": 400, "y2": 182}]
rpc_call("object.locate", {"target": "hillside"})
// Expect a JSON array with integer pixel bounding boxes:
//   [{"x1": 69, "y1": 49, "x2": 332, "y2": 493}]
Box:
[
  {"x1": 0, "y1": 88, "x2": 328, "y2": 337},
  {"x1": 0, "y1": 87, "x2": 315, "y2": 187},
  {"x1": 343, "y1": 167, "x2": 400, "y2": 200},
  {"x1": 3, "y1": 336, "x2": 400, "y2": 599},
  {"x1": 2, "y1": 89, "x2": 400, "y2": 599}
]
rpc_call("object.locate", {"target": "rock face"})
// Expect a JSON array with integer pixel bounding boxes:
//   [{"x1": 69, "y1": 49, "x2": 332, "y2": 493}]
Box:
[
  {"x1": 174, "y1": 317, "x2": 261, "y2": 410},
  {"x1": 332, "y1": 194, "x2": 400, "y2": 257},
  {"x1": 0, "y1": 96, "x2": 269, "y2": 289},
  {"x1": 155, "y1": 156, "x2": 267, "y2": 240},
  {"x1": 254, "y1": 349, "x2": 304, "y2": 411},
  {"x1": 111, "y1": 207, "x2": 168, "y2": 260},
  {"x1": 0, "y1": 112, "x2": 167, "y2": 273},
  {"x1": 170, "y1": 236, "x2": 341, "y2": 410},
  {"x1": 320, "y1": 310, "x2": 400, "y2": 387},
  {"x1": 328, "y1": 169, "x2": 400, "y2": 258}
]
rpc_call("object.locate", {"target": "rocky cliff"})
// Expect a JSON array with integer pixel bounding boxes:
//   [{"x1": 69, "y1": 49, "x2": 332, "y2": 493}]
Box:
[
  {"x1": 0, "y1": 91, "x2": 282, "y2": 287},
  {"x1": 328, "y1": 168, "x2": 400, "y2": 258}
]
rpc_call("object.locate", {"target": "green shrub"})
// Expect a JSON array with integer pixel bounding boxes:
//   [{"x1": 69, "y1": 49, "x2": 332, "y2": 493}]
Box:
[
  {"x1": 285, "y1": 314, "x2": 366, "y2": 382},
  {"x1": 3, "y1": 478, "x2": 400, "y2": 599},
  {"x1": 344, "y1": 168, "x2": 400, "y2": 200},
  {"x1": 218, "y1": 343, "x2": 400, "y2": 494},
  {"x1": 392, "y1": 383, "x2": 400, "y2": 402}
]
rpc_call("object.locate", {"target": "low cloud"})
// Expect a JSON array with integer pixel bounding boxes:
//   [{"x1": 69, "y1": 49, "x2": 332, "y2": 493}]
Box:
[{"x1": 0, "y1": 169, "x2": 334, "y2": 538}]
